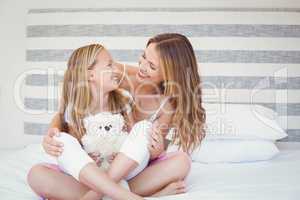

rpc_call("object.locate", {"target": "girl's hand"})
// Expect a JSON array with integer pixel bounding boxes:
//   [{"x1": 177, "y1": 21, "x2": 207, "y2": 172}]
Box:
[
  {"x1": 107, "y1": 152, "x2": 118, "y2": 164},
  {"x1": 148, "y1": 128, "x2": 165, "y2": 160},
  {"x1": 88, "y1": 152, "x2": 102, "y2": 165},
  {"x1": 42, "y1": 127, "x2": 64, "y2": 157}
]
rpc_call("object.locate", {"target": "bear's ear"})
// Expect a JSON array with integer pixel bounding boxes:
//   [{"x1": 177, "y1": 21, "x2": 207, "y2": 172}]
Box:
[
  {"x1": 94, "y1": 113, "x2": 104, "y2": 121},
  {"x1": 116, "y1": 114, "x2": 125, "y2": 127},
  {"x1": 116, "y1": 113, "x2": 123, "y2": 121}
]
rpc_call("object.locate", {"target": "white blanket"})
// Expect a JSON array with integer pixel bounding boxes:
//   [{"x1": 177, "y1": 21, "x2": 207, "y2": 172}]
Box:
[{"x1": 0, "y1": 143, "x2": 300, "y2": 200}]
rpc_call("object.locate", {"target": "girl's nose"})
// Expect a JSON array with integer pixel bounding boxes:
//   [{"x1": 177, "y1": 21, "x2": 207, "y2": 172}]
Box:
[
  {"x1": 112, "y1": 63, "x2": 121, "y2": 75},
  {"x1": 111, "y1": 63, "x2": 118, "y2": 72}
]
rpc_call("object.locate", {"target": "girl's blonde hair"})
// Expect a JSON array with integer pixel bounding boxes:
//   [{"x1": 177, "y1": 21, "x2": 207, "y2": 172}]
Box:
[
  {"x1": 147, "y1": 33, "x2": 206, "y2": 153},
  {"x1": 60, "y1": 44, "x2": 129, "y2": 141}
]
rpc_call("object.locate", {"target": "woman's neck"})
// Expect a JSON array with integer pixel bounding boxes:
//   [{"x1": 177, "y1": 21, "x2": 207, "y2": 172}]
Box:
[{"x1": 135, "y1": 83, "x2": 162, "y2": 96}]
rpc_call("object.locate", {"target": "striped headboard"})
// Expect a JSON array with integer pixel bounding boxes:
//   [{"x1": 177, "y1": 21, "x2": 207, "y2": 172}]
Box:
[{"x1": 24, "y1": 7, "x2": 300, "y2": 141}]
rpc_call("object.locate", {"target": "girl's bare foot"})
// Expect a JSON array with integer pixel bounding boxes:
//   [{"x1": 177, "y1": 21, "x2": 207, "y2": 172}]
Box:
[{"x1": 151, "y1": 181, "x2": 186, "y2": 197}]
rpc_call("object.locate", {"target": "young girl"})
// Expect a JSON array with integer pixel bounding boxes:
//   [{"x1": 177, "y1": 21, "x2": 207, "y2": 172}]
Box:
[
  {"x1": 30, "y1": 33, "x2": 206, "y2": 198},
  {"x1": 28, "y1": 43, "x2": 149, "y2": 200}
]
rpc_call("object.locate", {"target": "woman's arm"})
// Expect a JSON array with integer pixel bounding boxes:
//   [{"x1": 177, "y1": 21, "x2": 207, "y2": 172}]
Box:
[
  {"x1": 42, "y1": 113, "x2": 64, "y2": 156},
  {"x1": 114, "y1": 62, "x2": 139, "y2": 91},
  {"x1": 148, "y1": 101, "x2": 174, "y2": 160},
  {"x1": 114, "y1": 62, "x2": 138, "y2": 76},
  {"x1": 43, "y1": 96, "x2": 72, "y2": 156}
]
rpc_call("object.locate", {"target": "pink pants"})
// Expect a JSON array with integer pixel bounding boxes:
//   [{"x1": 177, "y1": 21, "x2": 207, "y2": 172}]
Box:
[{"x1": 149, "y1": 151, "x2": 191, "y2": 165}]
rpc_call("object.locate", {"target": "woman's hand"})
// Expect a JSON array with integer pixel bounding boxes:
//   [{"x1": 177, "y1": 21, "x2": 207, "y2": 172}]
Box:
[
  {"x1": 42, "y1": 127, "x2": 64, "y2": 157},
  {"x1": 148, "y1": 127, "x2": 165, "y2": 160},
  {"x1": 88, "y1": 152, "x2": 102, "y2": 165}
]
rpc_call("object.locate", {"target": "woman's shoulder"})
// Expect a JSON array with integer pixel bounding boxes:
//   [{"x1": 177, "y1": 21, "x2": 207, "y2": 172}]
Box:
[
  {"x1": 159, "y1": 95, "x2": 174, "y2": 110},
  {"x1": 152, "y1": 95, "x2": 174, "y2": 121}
]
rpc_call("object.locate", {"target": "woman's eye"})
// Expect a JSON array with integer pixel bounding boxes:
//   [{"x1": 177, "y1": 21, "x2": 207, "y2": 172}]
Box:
[{"x1": 150, "y1": 64, "x2": 156, "y2": 70}]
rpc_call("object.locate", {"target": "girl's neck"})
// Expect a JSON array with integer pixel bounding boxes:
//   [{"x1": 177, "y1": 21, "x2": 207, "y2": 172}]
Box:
[{"x1": 89, "y1": 86, "x2": 110, "y2": 114}]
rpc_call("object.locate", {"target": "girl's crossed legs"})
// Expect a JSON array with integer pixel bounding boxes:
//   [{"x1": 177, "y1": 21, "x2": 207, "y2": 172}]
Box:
[{"x1": 28, "y1": 151, "x2": 191, "y2": 199}]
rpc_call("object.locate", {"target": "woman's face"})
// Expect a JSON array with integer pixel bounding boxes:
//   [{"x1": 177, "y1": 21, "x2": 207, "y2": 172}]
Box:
[
  {"x1": 89, "y1": 49, "x2": 120, "y2": 93},
  {"x1": 136, "y1": 43, "x2": 164, "y2": 86}
]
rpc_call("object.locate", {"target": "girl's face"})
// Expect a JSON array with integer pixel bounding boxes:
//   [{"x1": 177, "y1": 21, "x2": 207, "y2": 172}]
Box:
[
  {"x1": 88, "y1": 49, "x2": 120, "y2": 93},
  {"x1": 136, "y1": 43, "x2": 164, "y2": 85}
]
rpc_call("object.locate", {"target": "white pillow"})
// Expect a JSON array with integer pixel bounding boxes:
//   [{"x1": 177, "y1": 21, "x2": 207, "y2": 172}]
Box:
[
  {"x1": 204, "y1": 103, "x2": 287, "y2": 141},
  {"x1": 167, "y1": 139, "x2": 279, "y2": 163}
]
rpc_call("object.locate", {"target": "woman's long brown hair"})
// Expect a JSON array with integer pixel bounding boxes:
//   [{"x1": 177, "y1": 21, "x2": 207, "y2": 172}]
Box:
[{"x1": 147, "y1": 33, "x2": 206, "y2": 153}]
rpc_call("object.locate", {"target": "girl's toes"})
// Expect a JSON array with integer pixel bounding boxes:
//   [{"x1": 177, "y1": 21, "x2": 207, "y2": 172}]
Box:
[{"x1": 176, "y1": 186, "x2": 187, "y2": 194}]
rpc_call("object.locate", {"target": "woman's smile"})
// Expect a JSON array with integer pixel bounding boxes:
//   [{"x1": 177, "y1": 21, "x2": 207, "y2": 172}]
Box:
[{"x1": 137, "y1": 69, "x2": 148, "y2": 79}]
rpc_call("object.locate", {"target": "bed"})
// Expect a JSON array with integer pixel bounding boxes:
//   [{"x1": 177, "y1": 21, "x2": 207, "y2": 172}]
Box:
[{"x1": 0, "y1": 142, "x2": 299, "y2": 200}]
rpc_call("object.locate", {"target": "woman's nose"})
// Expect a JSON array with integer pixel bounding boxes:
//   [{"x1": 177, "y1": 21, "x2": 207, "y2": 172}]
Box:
[
  {"x1": 139, "y1": 60, "x2": 148, "y2": 73},
  {"x1": 139, "y1": 64, "x2": 148, "y2": 75},
  {"x1": 139, "y1": 56, "x2": 147, "y2": 66}
]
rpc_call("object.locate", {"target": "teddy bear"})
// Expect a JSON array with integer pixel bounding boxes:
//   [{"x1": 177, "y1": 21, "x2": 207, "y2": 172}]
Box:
[
  {"x1": 81, "y1": 112, "x2": 130, "y2": 196},
  {"x1": 81, "y1": 112, "x2": 128, "y2": 170}
]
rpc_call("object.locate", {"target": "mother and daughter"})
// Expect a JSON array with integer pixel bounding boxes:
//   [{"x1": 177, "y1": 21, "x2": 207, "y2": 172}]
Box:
[{"x1": 27, "y1": 33, "x2": 206, "y2": 200}]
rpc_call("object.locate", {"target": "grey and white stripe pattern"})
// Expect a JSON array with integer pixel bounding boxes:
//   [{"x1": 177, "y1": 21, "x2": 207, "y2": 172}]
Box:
[{"x1": 25, "y1": 8, "x2": 300, "y2": 141}]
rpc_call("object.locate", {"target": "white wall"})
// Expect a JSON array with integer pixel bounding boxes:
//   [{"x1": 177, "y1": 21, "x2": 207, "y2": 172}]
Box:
[{"x1": 0, "y1": 0, "x2": 299, "y2": 149}]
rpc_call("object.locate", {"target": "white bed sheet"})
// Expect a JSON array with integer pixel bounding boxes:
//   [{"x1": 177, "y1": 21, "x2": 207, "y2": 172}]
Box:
[{"x1": 0, "y1": 142, "x2": 299, "y2": 200}]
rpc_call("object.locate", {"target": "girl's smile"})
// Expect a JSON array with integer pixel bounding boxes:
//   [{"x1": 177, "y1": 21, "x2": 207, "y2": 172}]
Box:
[{"x1": 111, "y1": 72, "x2": 121, "y2": 85}]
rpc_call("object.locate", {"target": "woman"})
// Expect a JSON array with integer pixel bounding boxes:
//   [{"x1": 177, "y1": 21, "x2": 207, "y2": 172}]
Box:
[{"x1": 29, "y1": 33, "x2": 206, "y2": 198}]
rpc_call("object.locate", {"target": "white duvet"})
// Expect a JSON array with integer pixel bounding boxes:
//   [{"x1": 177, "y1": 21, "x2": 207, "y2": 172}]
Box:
[{"x1": 0, "y1": 143, "x2": 300, "y2": 200}]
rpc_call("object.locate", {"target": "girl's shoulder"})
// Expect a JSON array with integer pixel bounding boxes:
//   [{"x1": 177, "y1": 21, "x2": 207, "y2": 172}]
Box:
[
  {"x1": 118, "y1": 89, "x2": 134, "y2": 114},
  {"x1": 119, "y1": 89, "x2": 134, "y2": 104}
]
